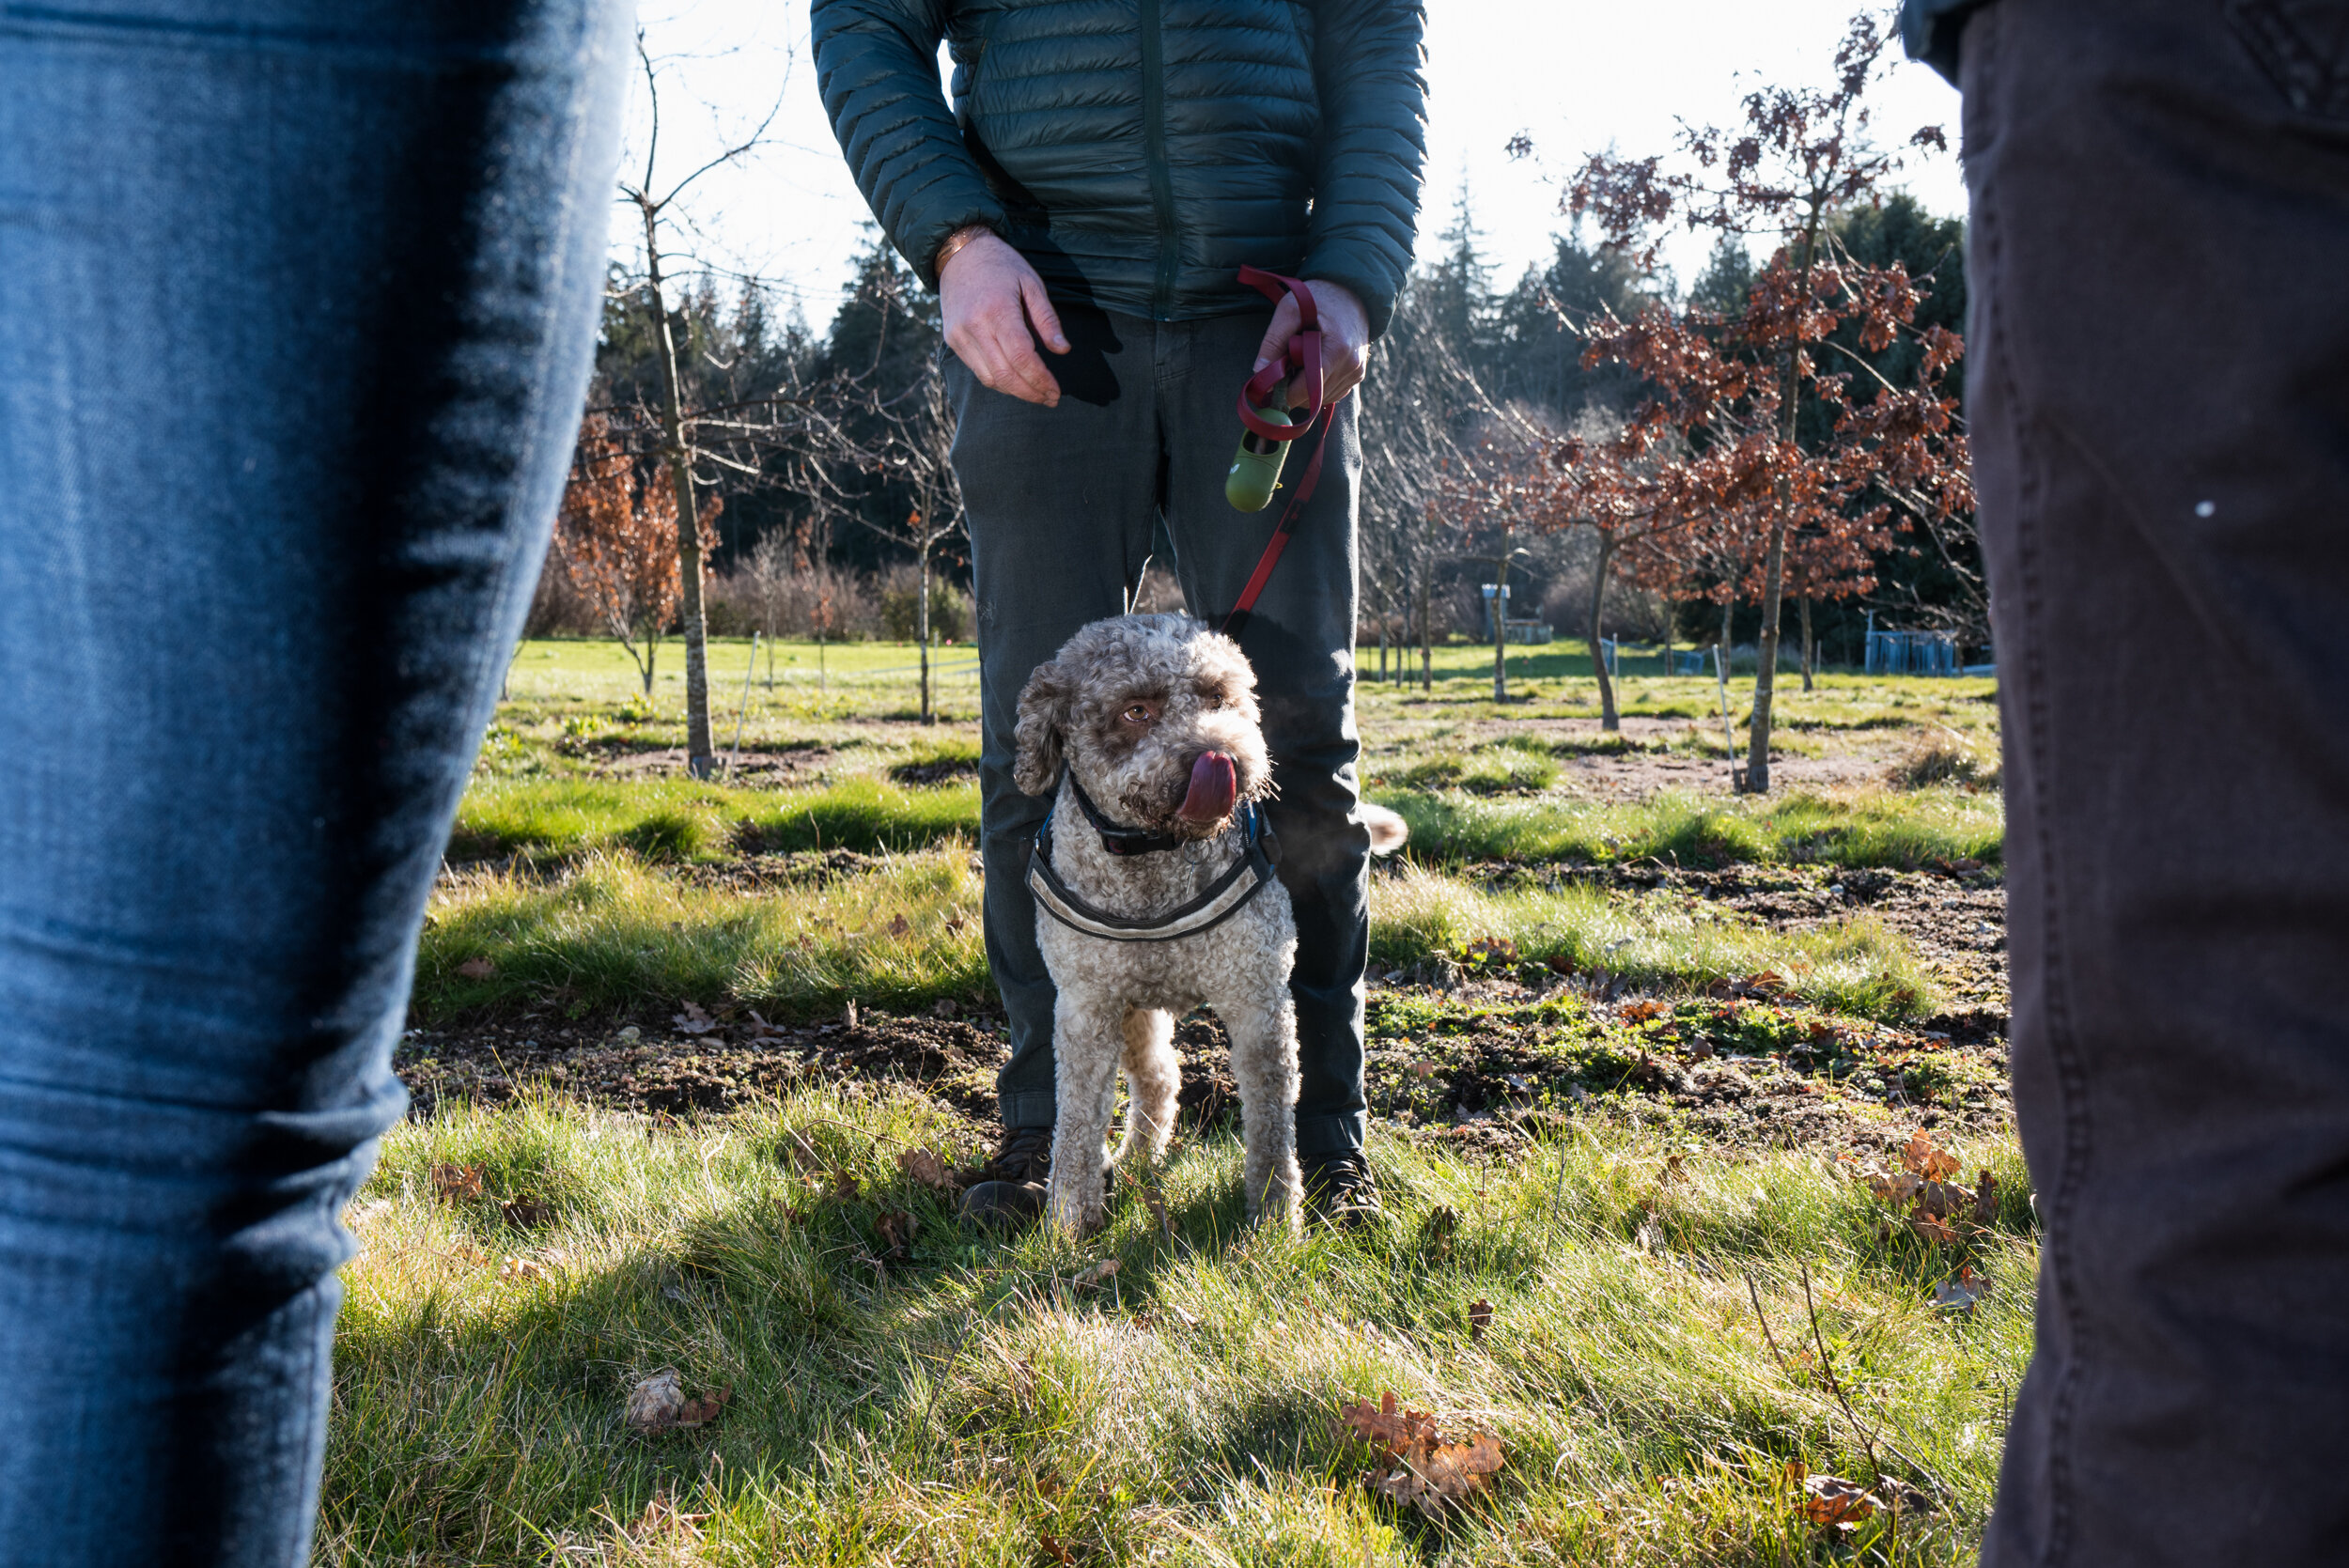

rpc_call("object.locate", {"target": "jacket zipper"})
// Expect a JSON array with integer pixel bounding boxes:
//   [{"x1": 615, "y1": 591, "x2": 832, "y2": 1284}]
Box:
[{"x1": 1138, "y1": 0, "x2": 1180, "y2": 318}]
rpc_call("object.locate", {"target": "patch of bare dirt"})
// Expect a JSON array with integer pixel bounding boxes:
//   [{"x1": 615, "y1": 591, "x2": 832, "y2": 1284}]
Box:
[
  {"x1": 397, "y1": 1004, "x2": 1009, "y2": 1126},
  {"x1": 1433, "y1": 860, "x2": 2010, "y2": 1018},
  {"x1": 890, "y1": 755, "x2": 980, "y2": 785},
  {"x1": 589, "y1": 742, "x2": 835, "y2": 786}
]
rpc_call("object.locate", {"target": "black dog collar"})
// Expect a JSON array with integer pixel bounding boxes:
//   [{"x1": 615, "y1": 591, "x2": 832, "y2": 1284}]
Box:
[{"x1": 1067, "y1": 774, "x2": 1190, "y2": 856}]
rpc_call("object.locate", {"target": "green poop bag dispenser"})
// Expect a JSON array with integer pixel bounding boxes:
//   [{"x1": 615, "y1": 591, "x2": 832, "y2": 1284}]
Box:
[{"x1": 1225, "y1": 382, "x2": 1292, "y2": 512}]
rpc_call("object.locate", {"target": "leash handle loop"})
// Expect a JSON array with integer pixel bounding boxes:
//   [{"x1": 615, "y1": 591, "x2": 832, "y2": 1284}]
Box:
[{"x1": 1235, "y1": 266, "x2": 1325, "y2": 441}]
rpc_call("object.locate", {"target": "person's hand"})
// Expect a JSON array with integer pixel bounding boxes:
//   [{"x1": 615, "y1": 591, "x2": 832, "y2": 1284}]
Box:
[
  {"x1": 1252, "y1": 279, "x2": 1370, "y2": 407},
  {"x1": 940, "y1": 230, "x2": 1070, "y2": 408}
]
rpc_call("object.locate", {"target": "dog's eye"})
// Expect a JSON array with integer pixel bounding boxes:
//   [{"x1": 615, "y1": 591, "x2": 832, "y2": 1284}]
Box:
[{"x1": 1122, "y1": 703, "x2": 1155, "y2": 725}]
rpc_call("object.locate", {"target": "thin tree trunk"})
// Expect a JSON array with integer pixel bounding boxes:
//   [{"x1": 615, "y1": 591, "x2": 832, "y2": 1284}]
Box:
[
  {"x1": 1749, "y1": 520, "x2": 1786, "y2": 793},
  {"x1": 1719, "y1": 597, "x2": 1734, "y2": 671},
  {"x1": 640, "y1": 204, "x2": 715, "y2": 778},
  {"x1": 1746, "y1": 204, "x2": 1826, "y2": 796},
  {"x1": 916, "y1": 535, "x2": 933, "y2": 724},
  {"x1": 1587, "y1": 536, "x2": 1619, "y2": 730},
  {"x1": 1799, "y1": 595, "x2": 1814, "y2": 692},
  {"x1": 1419, "y1": 567, "x2": 1434, "y2": 692},
  {"x1": 1491, "y1": 560, "x2": 1509, "y2": 704}
]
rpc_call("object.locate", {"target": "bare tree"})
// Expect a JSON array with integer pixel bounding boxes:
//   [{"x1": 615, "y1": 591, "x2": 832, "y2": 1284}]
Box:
[
  {"x1": 1357, "y1": 280, "x2": 1525, "y2": 692},
  {"x1": 614, "y1": 30, "x2": 783, "y2": 778},
  {"x1": 852, "y1": 362, "x2": 965, "y2": 723}
]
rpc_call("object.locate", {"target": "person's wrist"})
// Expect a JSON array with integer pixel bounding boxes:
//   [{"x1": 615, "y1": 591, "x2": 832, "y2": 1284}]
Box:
[
  {"x1": 935, "y1": 224, "x2": 996, "y2": 280},
  {"x1": 1307, "y1": 278, "x2": 1366, "y2": 328}
]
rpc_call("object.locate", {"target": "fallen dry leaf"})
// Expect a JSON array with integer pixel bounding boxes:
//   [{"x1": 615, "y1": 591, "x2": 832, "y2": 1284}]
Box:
[
  {"x1": 500, "y1": 1195, "x2": 550, "y2": 1228},
  {"x1": 1036, "y1": 1527, "x2": 1074, "y2": 1566},
  {"x1": 1799, "y1": 1470, "x2": 1877, "y2": 1529},
  {"x1": 672, "y1": 1001, "x2": 719, "y2": 1035},
  {"x1": 674, "y1": 1386, "x2": 730, "y2": 1428},
  {"x1": 1932, "y1": 1265, "x2": 1989, "y2": 1312},
  {"x1": 1908, "y1": 1211, "x2": 1958, "y2": 1247},
  {"x1": 625, "y1": 1370, "x2": 730, "y2": 1435},
  {"x1": 1337, "y1": 1391, "x2": 1504, "y2": 1517},
  {"x1": 1972, "y1": 1168, "x2": 2000, "y2": 1227},
  {"x1": 497, "y1": 1255, "x2": 543, "y2": 1281},
  {"x1": 1899, "y1": 1129, "x2": 1962, "y2": 1184},
  {"x1": 1620, "y1": 999, "x2": 1670, "y2": 1023},
  {"x1": 889, "y1": 913, "x2": 911, "y2": 938},
  {"x1": 430, "y1": 1162, "x2": 485, "y2": 1203},
  {"x1": 1467, "y1": 1298, "x2": 1493, "y2": 1343},
  {"x1": 625, "y1": 1370, "x2": 684, "y2": 1434},
  {"x1": 456, "y1": 957, "x2": 496, "y2": 980},
  {"x1": 875, "y1": 1208, "x2": 917, "y2": 1260},
  {"x1": 1074, "y1": 1259, "x2": 1118, "y2": 1289},
  {"x1": 896, "y1": 1146, "x2": 956, "y2": 1192}
]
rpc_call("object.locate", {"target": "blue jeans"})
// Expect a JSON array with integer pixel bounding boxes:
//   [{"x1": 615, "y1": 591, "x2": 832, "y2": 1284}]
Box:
[{"x1": 0, "y1": 6, "x2": 627, "y2": 1562}]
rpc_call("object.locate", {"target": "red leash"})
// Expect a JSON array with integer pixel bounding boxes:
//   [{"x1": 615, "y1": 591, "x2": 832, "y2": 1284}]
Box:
[{"x1": 1221, "y1": 266, "x2": 1332, "y2": 638}]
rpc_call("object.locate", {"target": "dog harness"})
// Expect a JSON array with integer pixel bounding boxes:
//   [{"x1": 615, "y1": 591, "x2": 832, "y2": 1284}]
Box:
[{"x1": 1027, "y1": 789, "x2": 1282, "y2": 942}]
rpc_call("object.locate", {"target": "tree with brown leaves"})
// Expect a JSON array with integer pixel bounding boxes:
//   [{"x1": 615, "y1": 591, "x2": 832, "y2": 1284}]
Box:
[
  {"x1": 1564, "y1": 10, "x2": 1971, "y2": 791},
  {"x1": 554, "y1": 414, "x2": 718, "y2": 696}
]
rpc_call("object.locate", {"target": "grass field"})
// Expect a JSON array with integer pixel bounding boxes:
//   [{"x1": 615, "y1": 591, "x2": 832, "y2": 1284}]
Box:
[{"x1": 335, "y1": 632, "x2": 2024, "y2": 1565}]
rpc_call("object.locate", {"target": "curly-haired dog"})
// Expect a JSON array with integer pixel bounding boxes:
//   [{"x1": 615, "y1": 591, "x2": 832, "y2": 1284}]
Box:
[{"x1": 1014, "y1": 613, "x2": 1407, "y2": 1235}]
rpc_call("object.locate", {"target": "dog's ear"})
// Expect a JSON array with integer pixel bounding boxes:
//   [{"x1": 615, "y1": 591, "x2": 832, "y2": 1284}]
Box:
[{"x1": 1013, "y1": 659, "x2": 1070, "y2": 796}]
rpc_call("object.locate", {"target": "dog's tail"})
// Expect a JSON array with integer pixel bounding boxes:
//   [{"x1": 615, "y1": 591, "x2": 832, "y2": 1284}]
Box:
[{"x1": 1361, "y1": 803, "x2": 1409, "y2": 857}]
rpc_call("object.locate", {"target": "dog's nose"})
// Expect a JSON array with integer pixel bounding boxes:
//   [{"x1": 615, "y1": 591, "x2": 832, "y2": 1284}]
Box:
[{"x1": 1176, "y1": 750, "x2": 1238, "y2": 823}]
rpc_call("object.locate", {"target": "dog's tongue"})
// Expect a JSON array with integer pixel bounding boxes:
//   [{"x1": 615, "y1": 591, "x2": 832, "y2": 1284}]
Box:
[{"x1": 1177, "y1": 752, "x2": 1237, "y2": 824}]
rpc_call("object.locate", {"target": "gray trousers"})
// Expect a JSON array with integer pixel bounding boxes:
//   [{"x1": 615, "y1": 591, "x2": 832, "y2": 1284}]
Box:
[
  {"x1": 1963, "y1": 1, "x2": 2349, "y2": 1561},
  {"x1": 945, "y1": 305, "x2": 1370, "y2": 1157}
]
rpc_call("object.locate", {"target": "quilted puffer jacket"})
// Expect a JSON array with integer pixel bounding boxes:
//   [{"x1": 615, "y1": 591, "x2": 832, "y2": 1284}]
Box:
[{"x1": 813, "y1": 0, "x2": 1429, "y2": 335}]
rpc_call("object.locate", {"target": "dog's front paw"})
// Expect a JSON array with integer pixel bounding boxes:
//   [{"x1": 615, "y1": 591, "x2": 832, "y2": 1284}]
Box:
[
  {"x1": 1246, "y1": 1154, "x2": 1303, "y2": 1236},
  {"x1": 1046, "y1": 1176, "x2": 1107, "y2": 1238}
]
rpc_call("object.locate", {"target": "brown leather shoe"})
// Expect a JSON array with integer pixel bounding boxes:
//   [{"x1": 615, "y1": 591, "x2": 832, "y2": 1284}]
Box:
[{"x1": 1302, "y1": 1149, "x2": 1383, "y2": 1231}]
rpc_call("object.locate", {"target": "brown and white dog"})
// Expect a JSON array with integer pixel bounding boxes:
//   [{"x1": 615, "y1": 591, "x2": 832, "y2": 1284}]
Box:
[{"x1": 1013, "y1": 613, "x2": 1406, "y2": 1234}]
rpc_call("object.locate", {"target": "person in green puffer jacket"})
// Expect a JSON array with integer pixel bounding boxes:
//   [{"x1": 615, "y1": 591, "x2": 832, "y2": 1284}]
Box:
[
  {"x1": 815, "y1": 0, "x2": 1424, "y2": 334},
  {"x1": 813, "y1": 0, "x2": 1427, "y2": 1231}
]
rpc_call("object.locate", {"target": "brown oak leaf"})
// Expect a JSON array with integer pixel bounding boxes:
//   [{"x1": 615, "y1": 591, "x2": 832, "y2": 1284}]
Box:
[
  {"x1": 430, "y1": 1162, "x2": 485, "y2": 1203},
  {"x1": 1796, "y1": 1467, "x2": 1878, "y2": 1529},
  {"x1": 896, "y1": 1146, "x2": 956, "y2": 1192},
  {"x1": 1337, "y1": 1391, "x2": 1504, "y2": 1516},
  {"x1": 1972, "y1": 1168, "x2": 2000, "y2": 1227},
  {"x1": 1467, "y1": 1298, "x2": 1494, "y2": 1343}
]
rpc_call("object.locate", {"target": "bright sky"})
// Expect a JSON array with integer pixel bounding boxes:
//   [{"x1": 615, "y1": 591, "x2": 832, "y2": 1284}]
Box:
[{"x1": 617, "y1": 1, "x2": 1964, "y2": 327}]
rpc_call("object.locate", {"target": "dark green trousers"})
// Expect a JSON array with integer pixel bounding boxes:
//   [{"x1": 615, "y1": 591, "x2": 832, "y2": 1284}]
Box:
[{"x1": 944, "y1": 304, "x2": 1369, "y2": 1157}]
